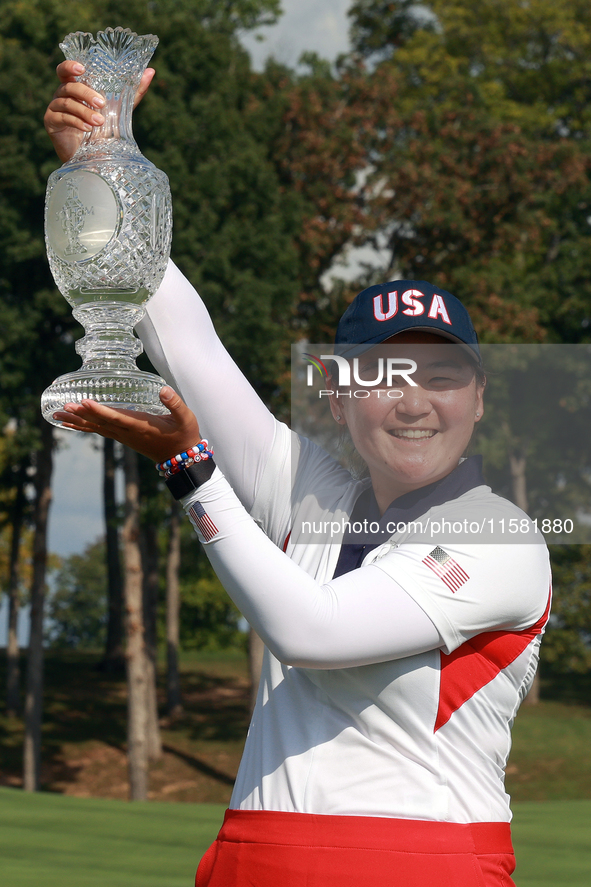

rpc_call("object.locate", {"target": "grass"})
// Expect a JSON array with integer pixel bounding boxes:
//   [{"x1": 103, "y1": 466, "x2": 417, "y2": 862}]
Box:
[
  {"x1": 2, "y1": 651, "x2": 591, "y2": 883},
  {"x1": 506, "y1": 700, "x2": 591, "y2": 802},
  {"x1": 0, "y1": 786, "x2": 224, "y2": 887},
  {"x1": 511, "y1": 800, "x2": 591, "y2": 886},
  {"x1": 0, "y1": 788, "x2": 590, "y2": 886}
]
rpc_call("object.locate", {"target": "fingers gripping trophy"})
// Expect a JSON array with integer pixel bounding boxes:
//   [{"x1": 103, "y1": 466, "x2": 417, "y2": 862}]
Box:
[{"x1": 42, "y1": 27, "x2": 172, "y2": 426}]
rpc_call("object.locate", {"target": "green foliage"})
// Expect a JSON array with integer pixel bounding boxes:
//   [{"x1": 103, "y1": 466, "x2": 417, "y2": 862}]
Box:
[
  {"x1": 343, "y1": 0, "x2": 591, "y2": 343},
  {"x1": 46, "y1": 540, "x2": 107, "y2": 649},
  {"x1": 470, "y1": 345, "x2": 591, "y2": 518},
  {"x1": 350, "y1": 0, "x2": 591, "y2": 135},
  {"x1": 0, "y1": 0, "x2": 304, "y2": 420},
  {"x1": 0, "y1": 0, "x2": 314, "y2": 647},
  {"x1": 180, "y1": 574, "x2": 245, "y2": 652},
  {"x1": 0, "y1": 3, "x2": 79, "y2": 432},
  {"x1": 177, "y1": 522, "x2": 245, "y2": 651},
  {"x1": 349, "y1": 0, "x2": 436, "y2": 61},
  {"x1": 82, "y1": 0, "x2": 304, "y2": 410},
  {"x1": 544, "y1": 546, "x2": 591, "y2": 674}
]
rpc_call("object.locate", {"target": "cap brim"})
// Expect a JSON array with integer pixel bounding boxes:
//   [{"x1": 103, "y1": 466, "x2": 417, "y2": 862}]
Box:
[{"x1": 335, "y1": 328, "x2": 481, "y2": 364}]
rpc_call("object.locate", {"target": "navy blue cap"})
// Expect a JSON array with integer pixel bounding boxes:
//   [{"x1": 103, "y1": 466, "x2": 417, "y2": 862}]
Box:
[{"x1": 335, "y1": 280, "x2": 481, "y2": 362}]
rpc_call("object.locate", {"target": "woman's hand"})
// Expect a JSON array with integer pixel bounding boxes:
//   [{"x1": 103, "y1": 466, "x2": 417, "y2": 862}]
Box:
[
  {"x1": 44, "y1": 60, "x2": 155, "y2": 163},
  {"x1": 52, "y1": 387, "x2": 203, "y2": 463}
]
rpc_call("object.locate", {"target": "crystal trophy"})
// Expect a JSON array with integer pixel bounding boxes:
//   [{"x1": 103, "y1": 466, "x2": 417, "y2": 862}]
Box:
[{"x1": 42, "y1": 27, "x2": 173, "y2": 426}]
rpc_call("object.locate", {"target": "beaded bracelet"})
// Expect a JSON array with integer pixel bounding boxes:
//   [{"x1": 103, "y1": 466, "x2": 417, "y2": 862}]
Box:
[{"x1": 155, "y1": 440, "x2": 214, "y2": 478}]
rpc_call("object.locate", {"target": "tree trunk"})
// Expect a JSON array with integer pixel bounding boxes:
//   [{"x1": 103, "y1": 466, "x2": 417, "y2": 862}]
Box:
[
  {"x1": 6, "y1": 469, "x2": 26, "y2": 717},
  {"x1": 23, "y1": 421, "x2": 53, "y2": 792},
  {"x1": 101, "y1": 438, "x2": 124, "y2": 672},
  {"x1": 145, "y1": 655, "x2": 162, "y2": 761},
  {"x1": 122, "y1": 447, "x2": 149, "y2": 801},
  {"x1": 166, "y1": 500, "x2": 183, "y2": 718},
  {"x1": 141, "y1": 521, "x2": 162, "y2": 761},
  {"x1": 509, "y1": 451, "x2": 528, "y2": 513},
  {"x1": 523, "y1": 669, "x2": 541, "y2": 706},
  {"x1": 248, "y1": 628, "x2": 264, "y2": 715},
  {"x1": 509, "y1": 450, "x2": 540, "y2": 705},
  {"x1": 141, "y1": 522, "x2": 159, "y2": 664}
]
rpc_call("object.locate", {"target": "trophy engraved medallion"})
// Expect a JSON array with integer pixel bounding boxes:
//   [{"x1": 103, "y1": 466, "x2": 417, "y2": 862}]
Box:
[{"x1": 42, "y1": 27, "x2": 173, "y2": 426}]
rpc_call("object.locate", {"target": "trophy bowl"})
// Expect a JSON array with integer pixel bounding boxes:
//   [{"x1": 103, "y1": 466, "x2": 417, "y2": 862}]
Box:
[{"x1": 42, "y1": 27, "x2": 173, "y2": 427}]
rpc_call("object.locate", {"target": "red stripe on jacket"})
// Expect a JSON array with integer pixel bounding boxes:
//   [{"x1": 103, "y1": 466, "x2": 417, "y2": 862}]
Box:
[{"x1": 434, "y1": 588, "x2": 552, "y2": 732}]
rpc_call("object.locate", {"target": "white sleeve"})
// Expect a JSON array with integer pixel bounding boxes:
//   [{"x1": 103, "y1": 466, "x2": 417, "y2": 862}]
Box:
[
  {"x1": 372, "y1": 536, "x2": 551, "y2": 654},
  {"x1": 182, "y1": 470, "x2": 443, "y2": 669},
  {"x1": 136, "y1": 260, "x2": 277, "y2": 510}
]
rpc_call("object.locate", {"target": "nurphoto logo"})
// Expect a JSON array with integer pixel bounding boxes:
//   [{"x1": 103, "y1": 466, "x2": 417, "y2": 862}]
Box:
[{"x1": 303, "y1": 352, "x2": 417, "y2": 399}]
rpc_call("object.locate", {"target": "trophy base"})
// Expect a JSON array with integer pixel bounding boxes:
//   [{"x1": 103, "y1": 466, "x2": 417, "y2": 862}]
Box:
[{"x1": 41, "y1": 367, "x2": 170, "y2": 428}]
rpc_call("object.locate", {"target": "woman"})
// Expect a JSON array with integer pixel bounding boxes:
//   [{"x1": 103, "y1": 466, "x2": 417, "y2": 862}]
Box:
[{"x1": 46, "y1": 65, "x2": 550, "y2": 887}]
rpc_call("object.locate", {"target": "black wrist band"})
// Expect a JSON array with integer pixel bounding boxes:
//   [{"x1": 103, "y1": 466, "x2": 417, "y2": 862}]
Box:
[{"x1": 165, "y1": 459, "x2": 216, "y2": 500}]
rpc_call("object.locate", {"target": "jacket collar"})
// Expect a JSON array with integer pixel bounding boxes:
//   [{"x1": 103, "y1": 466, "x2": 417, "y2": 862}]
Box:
[{"x1": 333, "y1": 456, "x2": 485, "y2": 578}]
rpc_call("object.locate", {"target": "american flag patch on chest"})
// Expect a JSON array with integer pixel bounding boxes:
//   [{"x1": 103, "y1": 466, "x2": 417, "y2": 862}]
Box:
[
  {"x1": 189, "y1": 502, "x2": 219, "y2": 541},
  {"x1": 422, "y1": 546, "x2": 469, "y2": 593}
]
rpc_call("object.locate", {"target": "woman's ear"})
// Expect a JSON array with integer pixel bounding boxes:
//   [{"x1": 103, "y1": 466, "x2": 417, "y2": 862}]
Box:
[
  {"x1": 327, "y1": 379, "x2": 345, "y2": 424},
  {"x1": 474, "y1": 383, "x2": 484, "y2": 423}
]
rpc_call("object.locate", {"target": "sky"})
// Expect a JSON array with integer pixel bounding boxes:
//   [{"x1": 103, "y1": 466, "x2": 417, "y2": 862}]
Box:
[
  {"x1": 0, "y1": 1, "x2": 355, "y2": 646},
  {"x1": 242, "y1": 0, "x2": 351, "y2": 70}
]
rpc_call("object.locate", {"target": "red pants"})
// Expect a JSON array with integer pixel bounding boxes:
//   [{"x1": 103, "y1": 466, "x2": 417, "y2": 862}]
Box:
[{"x1": 195, "y1": 809, "x2": 516, "y2": 887}]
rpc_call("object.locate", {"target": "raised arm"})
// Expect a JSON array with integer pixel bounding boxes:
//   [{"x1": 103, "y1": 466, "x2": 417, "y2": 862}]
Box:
[
  {"x1": 137, "y1": 261, "x2": 278, "y2": 509},
  {"x1": 52, "y1": 393, "x2": 443, "y2": 669}
]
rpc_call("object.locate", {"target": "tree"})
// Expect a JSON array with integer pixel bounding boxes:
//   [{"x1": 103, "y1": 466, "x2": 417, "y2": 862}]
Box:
[
  {"x1": 101, "y1": 438, "x2": 124, "y2": 671},
  {"x1": 139, "y1": 464, "x2": 163, "y2": 762},
  {"x1": 0, "y1": 460, "x2": 31, "y2": 716},
  {"x1": 0, "y1": 0, "x2": 90, "y2": 789},
  {"x1": 471, "y1": 345, "x2": 591, "y2": 521},
  {"x1": 179, "y1": 560, "x2": 245, "y2": 653},
  {"x1": 46, "y1": 540, "x2": 108, "y2": 649},
  {"x1": 544, "y1": 545, "x2": 591, "y2": 676},
  {"x1": 23, "y1": 418, "x2": 53, "y2": 792},
  {"x1": 344, "y1": 0, "x2": 591, "y2": 344},
  {"x1": 165, "y1": 500, "x2": 183, "y2": 718},
  {"x1": 0, "y1": 0, "x2": 308, "y2": 798},
  {"x1": 260, "y1": 56, "x2": 382, "y2": 345},
  {"x1": 122, "y1": 446, "x2": 149, "y2": 800}
]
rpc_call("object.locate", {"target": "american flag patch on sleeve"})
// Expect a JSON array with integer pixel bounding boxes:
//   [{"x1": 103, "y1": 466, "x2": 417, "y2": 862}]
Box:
[
  {"x1": 422, "y1": 546, "x2": 469, "y2": 593},
  {"x1": 189, "y1": 502, "x2": 219, "y2": 542}
]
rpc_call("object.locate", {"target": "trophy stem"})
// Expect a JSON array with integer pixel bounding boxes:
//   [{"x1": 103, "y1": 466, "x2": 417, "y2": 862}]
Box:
[
  {"x1": 74, "y1": 302, "x2": 145, "y2": 365},
  {"x1": 41, "y1": 301, "x2": 169, "y2": 427}
]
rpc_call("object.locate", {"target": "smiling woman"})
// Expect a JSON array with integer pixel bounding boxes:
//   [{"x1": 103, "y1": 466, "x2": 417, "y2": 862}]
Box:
[
  {"x1": 46, "y1": 66, "x2": 551, "y2": 887},
  {"x1": 329, "y1": 336, "x2": 484, "y2": 511},
  {"x1": 52, "y1": 269, "x2": 550, "y2": 887}
]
